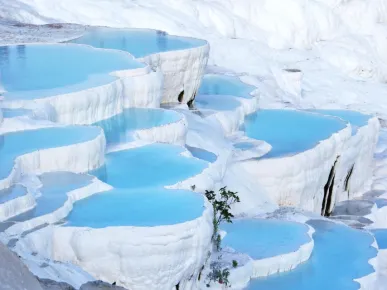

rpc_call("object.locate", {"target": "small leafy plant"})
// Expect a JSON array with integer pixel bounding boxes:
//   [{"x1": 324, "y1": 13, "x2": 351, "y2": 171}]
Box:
[
  {"x1": 206, "y1": 262, "x2": 230, "y2": 287},
  {"x1": 205, "y1": 186, "x2": 240, "y2": 251},
  {"x1": 204, "y1": 187, "x2": 240, "y2": 288}
]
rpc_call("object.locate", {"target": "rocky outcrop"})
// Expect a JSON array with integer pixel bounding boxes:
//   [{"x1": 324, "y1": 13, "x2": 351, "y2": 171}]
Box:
[{"x1": 0, "y1": 242, "x2": 43, "y2": 290}]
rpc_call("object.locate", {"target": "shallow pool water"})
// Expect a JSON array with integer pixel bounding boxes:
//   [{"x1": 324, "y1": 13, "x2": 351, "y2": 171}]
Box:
[
  {"x1": 0, "y1": 126, "x2": 101, "y2": 180},
  {"x1": 371, "y1": 229, "x2": 387, "y2": 249},
  {"x1": 68, "y1": 28, "x2": 206, "y2": 58},
  {"x1": 221, "y1": 219, "x2": 310, "y2": 260},
  {"x1": 311, "y1": 110, "x2": 371, "y2": 135},
  {"x1": 66, "y1": 188, "x2": 205, "y2": 228},
  {"x1": 374, "y1": 198, "x2": 387, "y2": 208},
  {"x1": 92, "y1": 143, "x2": 208, "y2": 188},
  {"x1": 94, "y1": 108, "x2": 181, "y2": 145},
  {"x1": 246, "y1": 220, "x2": 376, "y2": 290},
  {"x1": 198, "y1": 75, "x2": 255, "y2": 99},
  {"x1": 234, "y1": 142, "x2": 255, "y2": 150},
  {"x1": 0, "y1": 185, "x2": 27, "y2": 204},
  {"x1": 243, "y1": 110, "x2": 346, "y2": 158},
  {"x1": 3, "y1": 172, "x2": 93, "y2": 224},
  {"x1": 2, "y1": 108, "x2": 30, "y2": 118},
  {"x1": 187, "y1": 146, "x2": 217, "y2": 163},
  {"x1": 195, "y1": 94, "x2": 241, "y2": 111},
  {"x1": 0, "y1": 44, "x2": 143, "y2": 100}
]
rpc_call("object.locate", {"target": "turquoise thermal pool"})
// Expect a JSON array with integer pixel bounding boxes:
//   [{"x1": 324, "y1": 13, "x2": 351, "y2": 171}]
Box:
[
  {"x1": 243, "y1": 110, "x2": 347, "y2": 158},
  {"x1": 246, "y1": 220, "x2": 376, "y2": 290},
  {"x1": 0, "y1": 44, "x2": 143, "y2": 100},
  {"x1": 68, "y1": 28, "x2": 207, "y2": 58},
  {"x1": 221, "y1": 219, "x2": 311, "y2": 260},
  {"x1": 0, "y1": 126, "x2": 101, "y2": 181},
  {"x1": 92, "y1": 143, "x2": 209, "y2": 189},
  {"x1": 198, "y1": 74, "x2": 255, "y2": 99},
  {"x1": 66, "y1": 188, "x2": 205, "y2": 228},
  {"x1": 94, "y1": 108, "x2": 181, "y2": 146}
]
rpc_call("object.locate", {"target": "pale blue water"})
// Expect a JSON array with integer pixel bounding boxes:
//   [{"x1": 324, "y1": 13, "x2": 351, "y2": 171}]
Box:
[
  {"x1": 92, "y1": 144, "x2": 208, "y2": 188},
  {"x1": 0, "y1": 44, "x2": 143, "y2": 100},
  {"x1": 0, "y1": 185, "x2": 27, "y2": 204},
  {"x1": 187, "y1": 146, "x2": 217, "y2": 163},
  {"x1": 244, "y1": 110, "x2": 346, "y2": 158},
  {"x1": 3, "y1": 172, "x2": 93, "y2": 222},
  {"x1": 374, "y1": 198, "x2": 387, "y2": 208},
  {"x1": 221, "y1": 219, "x2": 310, "y2": 259},
  {"x1": 311, "y1": 110, "x2": 371, "y2": 135},
  {"x1": 371, "y1": 229, "x2": 387, "y2": 249},
  {"x1": 2, "y1": 108, "x2": 30, "y2": 118},
  {"x1": 195, "y1": 94, "x2": 241, "y2": 111},
  {"x1": 246, "y1": 220, "x2": 376, "y2": 290},
  {"x1": 0, "y1": 126, "x2": 101, "y2": 180},
  {"x1": 199, "y1": 75, "x2": 255, "y2": 99},
  {"x1": 68, "y1": 28, "x2": 207, "y2": 58},
  {"x1": 66, "y1": 188, "x2": 205, "y2": 228},
  {"x1": 94, "y1": 108, "x2": 181, "y2": 145},
  {"x1": 234, "y1": 142, "x2": 255, "y2": 150}
]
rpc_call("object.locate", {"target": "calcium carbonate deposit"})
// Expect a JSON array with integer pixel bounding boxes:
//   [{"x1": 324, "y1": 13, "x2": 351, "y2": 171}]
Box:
[{"x1": 0, "y1": 1, "x2": 387, "y2": 289}]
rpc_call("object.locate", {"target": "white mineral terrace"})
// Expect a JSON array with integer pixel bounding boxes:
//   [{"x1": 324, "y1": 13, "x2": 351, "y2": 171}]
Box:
[{"x1": 0, "y1": 3, "x2": 386, "y2": 289}]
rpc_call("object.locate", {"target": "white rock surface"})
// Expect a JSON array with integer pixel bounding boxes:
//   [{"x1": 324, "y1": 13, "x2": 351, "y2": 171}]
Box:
[
  {"x1": 0, "y1": 127, "x2": 106, "y2": 191},
  {"x1": 21, "y1": 199, "x2": 213, "y2": 290},
  {"x1": 139, "y1": 41, "x2": 209, "y2": 105}
]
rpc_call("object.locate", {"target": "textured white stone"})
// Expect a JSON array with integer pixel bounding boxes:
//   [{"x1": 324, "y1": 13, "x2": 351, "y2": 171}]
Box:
[
  {"x1": 0, "y1": 127, "x2": 106, "y2": 191},
  {"x1": 21, "y1": 199, "x2": 213, "y2": 290},
  {"x1": 139, "y1": 41, "x2": 209, "y2": 105}
]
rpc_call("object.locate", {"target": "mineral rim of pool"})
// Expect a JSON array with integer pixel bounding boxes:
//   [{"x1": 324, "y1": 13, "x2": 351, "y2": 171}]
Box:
[
  {"x1": 246, "y1": 220, "x2": 376, "y2": 290},
  {"x1": 0, "y1": 44, "x2": 144, "y2": 100},
  {"x1": 0, "y1": 126, "x2": 101, "y2": 181},
  {"x1": 309, "y1": 109, "x2": 372, "y2": 135},
  {"x1": 4, "y1": 172, "x2": 94, "y2": 223},
  {"x1": 66, "y1": 187, "x2": 206, "y2": 228},
  {"x1": 67, "y1": 28, "x2": 207, "y2": 58},
  {"x1": 91, "y1": 143, "x2": 209, "y2": 189},
  {"x1": 198, "y1": 74, "x2": 255, "y2": 99},
  {"x1": 93, "y1": 108, "x2": 182, "y2": 145},
  {"x1": 221, "y1": 219, "x2": 311, "y2": 260},
  {"x1": 243, "y1": 110, "x2": 347, "y2": 158}
]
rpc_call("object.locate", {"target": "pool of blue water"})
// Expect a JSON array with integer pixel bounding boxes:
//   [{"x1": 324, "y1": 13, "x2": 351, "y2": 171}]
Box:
[
  {"x1": 0, "y1": 126, "x2": 101, "y2": 180},
  {"x1": 243, "y1": 110, "x2": 346, "y2": 158},
  {"x1": 246, "y1": 220, "x2": 376, "y2": 290},
  {"x1": 187, "y1": 146, "x2": 217, "y2": 163},
  {"x1": 94, "y1": 108, "x2": 181, "y2": 146},
  {"x1": 68, "y1": 28, "x2": 207, "y2": 58},
  {"x1": 311, "y1": 110, "x2": 371, "y2": 135},
  {"x1": 221, "y1": 219, "x2": 310, "y2": 260},
  {"x1": 66, "y1": 188, "x2": 205, "y2": 228},
  {"x1": 0, "y1": 44, "x2": 143, "y2": 100},
  {"x1": 374, "y1": 198, "x2": 387, "y2": 208},
  {"x1": 3, "y1": 172, "x2": 93, "y2": 223},
  {"x1": 199, "y1": 75, "x2": 255, "y2": 99},
  {"x1": 195, "y1": 94, "x2": 241, "y2": 111},
  {"x1": 92, "y1": 144, "x2": 208, "y2": 188},
  {"x1": 0, "y1": 185, "x2": 27, "y2": 204},
  {"x1": 371, "y1": 229, "x2": 387, "y2": 249},
  {"x1": 234, "y1": 142, "x2": 255, "y2": 150},
  {"x1": 2, "y1": 108, "x2": 30, "y2": 118}
]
